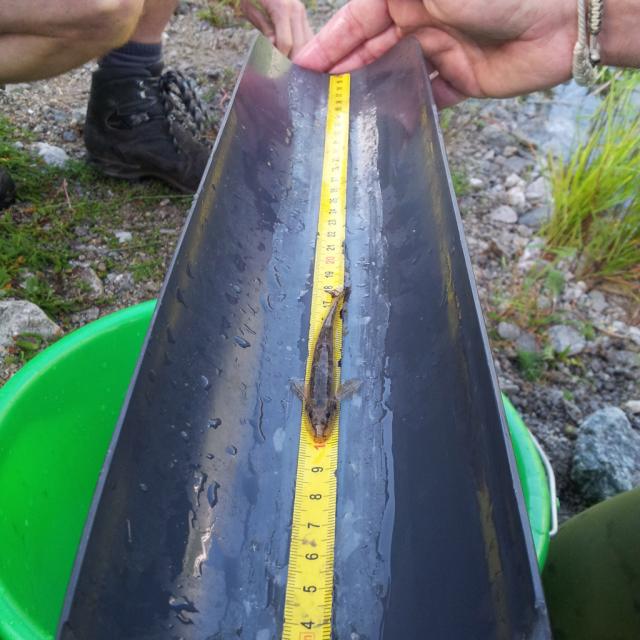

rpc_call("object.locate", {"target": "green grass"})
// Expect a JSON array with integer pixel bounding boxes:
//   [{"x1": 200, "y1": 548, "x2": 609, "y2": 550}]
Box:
[
  {"x1": 2, "y1": 332, "x2": 50, "y2": 367},
  {"x1": 543, "y1": 72, "x2": 640, "y2": 296},
  {"x1": 198, "y1": 0, "x2": 318, "y2": 29},
  {"x1": 197, "y1": 1, "x2": 242, "y2": 28},
  {"x1": 517, "y1": 349, "x2": 547, "y2": 381},
  {"x1": 451, "y1": 169, "x2": 469, "y2": 197},
  {"x1": 494, "y1": 251, "x2": 570, "y2": 332},
  {"x1": 0, "y1": 116, "x2": 183, "y2": 321}
]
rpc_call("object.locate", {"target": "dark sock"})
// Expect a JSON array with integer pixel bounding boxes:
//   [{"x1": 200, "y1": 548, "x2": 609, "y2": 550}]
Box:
[{"x1": 99, "y1": 41, "x2": 163, "y2": 72}]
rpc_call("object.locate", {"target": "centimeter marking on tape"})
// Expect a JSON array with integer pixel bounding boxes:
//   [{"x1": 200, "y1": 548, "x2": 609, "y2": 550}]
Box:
[{"x1": 282, "y1": 73, "x2": 351, "y2": 640}]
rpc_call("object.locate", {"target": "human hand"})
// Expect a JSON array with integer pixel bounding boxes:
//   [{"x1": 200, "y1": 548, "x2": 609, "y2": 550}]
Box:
[
  {"x1": 294, "y1": 0, "x2": 577, "y2": 107},
  {"x1": 240, "y1": 0, "x2": 314, "y2": 57}
]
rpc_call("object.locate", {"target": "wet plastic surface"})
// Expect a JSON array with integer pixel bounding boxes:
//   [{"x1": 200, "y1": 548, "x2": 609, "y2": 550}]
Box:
[{"x1": 59, "y1": 37, "x2": 551, "y2": 639}]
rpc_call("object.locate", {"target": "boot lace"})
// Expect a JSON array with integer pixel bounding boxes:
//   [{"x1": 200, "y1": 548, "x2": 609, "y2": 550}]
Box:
[{"x1": 158, "y1": 70, "x2": 211, "y2": 146}]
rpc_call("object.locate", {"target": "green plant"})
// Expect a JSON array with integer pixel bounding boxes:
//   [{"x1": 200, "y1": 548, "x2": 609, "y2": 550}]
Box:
[
  {"x1": 543, "y1": 73, "x2": 640, "y2": 296},
  {"x1": 451, "y1": 169, "x2": 469, "y2": 197},
  {"x1": 2, "y1": 332, "x2": 51, "y2": 366},
  {"x1": 516, "y1": 344, "x2": 559, "y2": 381},
  {"x1": 0, "y1": 115, "x2": 180, "y2": 320},
  {"x1": 516, "y1": 349, "x2": 546, "y2": 381},
  {"x1": 197, "y1": 0, "x2": 241, "y2": 28},
  {"x1": 497, "y1": 251, "x2": 570, "y2": 332}
]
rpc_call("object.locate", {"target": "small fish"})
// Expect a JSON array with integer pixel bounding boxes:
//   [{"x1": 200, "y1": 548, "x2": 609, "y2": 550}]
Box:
[{"x1": 292, "y1": 286, "x2": 360, "y2": 441}]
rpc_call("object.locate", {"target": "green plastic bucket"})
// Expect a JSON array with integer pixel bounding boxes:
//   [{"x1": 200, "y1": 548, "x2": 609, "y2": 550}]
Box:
[{"x1": 0, "y1": 301, "x2": 553, "y2": 639}]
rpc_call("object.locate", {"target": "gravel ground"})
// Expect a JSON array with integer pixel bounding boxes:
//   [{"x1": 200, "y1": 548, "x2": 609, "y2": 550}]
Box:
[{"x1": 1, "y1": 0, "x2": 638, "y2": 520}]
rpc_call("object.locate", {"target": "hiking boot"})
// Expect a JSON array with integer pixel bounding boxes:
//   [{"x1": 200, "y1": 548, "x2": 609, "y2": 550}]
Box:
[
  {"x1": 0, "y1": 166, "x2": 16, "y2": 210},
  {"x1": 84, "y1": 65, "x2": 211, "y2": 193}
]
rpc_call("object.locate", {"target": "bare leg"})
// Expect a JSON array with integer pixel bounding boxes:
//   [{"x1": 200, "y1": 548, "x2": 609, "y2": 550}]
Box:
[
  {"x1": 127, "y1": 0, "x2": 179, "y2": 44},
  {"x1": 0, "y1": 0, "x2": 144, "y2": 83}
]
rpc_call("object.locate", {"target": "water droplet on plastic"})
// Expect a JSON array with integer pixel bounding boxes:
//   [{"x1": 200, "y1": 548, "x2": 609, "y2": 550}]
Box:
[
  {"x1": 139, "y1": 483, "x2": 148, "y2": 492},
  {"x1": 226, "y1": 445, "x2": 238, "y2": 456},
  {"x1": 207, "y1": 417, "x2": 222, "y2": 429},
  {"x1": 176, "y1": 287, "x2": 187, "y2": 307},
  {"x1": 199, "y1": 375, "x2": 211, "y2": 391},
  {"x1": 193, "y1": 470, "x2": 207, "y2": 506},
  {"x1": 206, "y1": 453, "x2": 214, "y2": 460},
  {"x1": 234, "y1": 336, "x2": 251, "y2": 348},
  {"x1": 168, "y1": 595, "x2": 197, "y2": 625},
  {"x1": 180, "y1": 430, "x2": 189, "y2": 442},
  {"x1": 207, "y1": 481, "x2": 221, "y2": 508}
]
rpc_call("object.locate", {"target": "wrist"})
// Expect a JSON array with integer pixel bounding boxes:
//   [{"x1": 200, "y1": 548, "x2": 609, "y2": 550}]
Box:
[{"x1": 599, "y1": 0, "x2": 639, "y2": 67}]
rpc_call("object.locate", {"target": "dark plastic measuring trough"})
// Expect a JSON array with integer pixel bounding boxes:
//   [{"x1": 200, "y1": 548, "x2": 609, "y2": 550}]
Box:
[{"x1": 53, "y1": 37, "x2": 551, "y2": 638}]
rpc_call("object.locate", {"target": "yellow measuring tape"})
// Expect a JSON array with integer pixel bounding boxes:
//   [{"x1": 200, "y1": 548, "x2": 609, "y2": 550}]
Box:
[{"x1": 282, "y1": 73, "x2": 350, "y2": 640}]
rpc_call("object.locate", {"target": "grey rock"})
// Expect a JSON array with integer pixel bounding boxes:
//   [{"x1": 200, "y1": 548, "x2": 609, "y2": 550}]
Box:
[
  {"x1": 0, "y1": 299, "x2": 62, "y2": 349},
  {"x1": 563, "y1": 281, "x2": 587, "y2": 303},
  {"x1": 519, "y1": 206, "x2": 551, "y2": 229},
  {"x1": 507, "y1": 186, "x2": 526, "y2": 210},
  {"x1": 469, "y1": 177, "x2": 484, "y2": 190},
  {"x1": 548, "y1": 324, "x2": 586, "y2": 356},
  {"x1": 114, "y1": 230, "x2": 133, "y2": 244},
  {"x1": 481, "y1": 123, "x2": 513, "y2": 147},
  {"x1": 31, "y1": 142, "x2": 69, "y2": 167},
  {"x1": 623, "y1": 400, "x2": 640, "y2": 415},
  {"x1": 70, "y1": 108, "x2": 86, "y2": 124},
  {"x1": 537, "y1": 294, "x2": 552, "y2": 310},
  {"x1": 545, "y1": 387, "x2": 565, "y2": 407},
  {"x1": 70, "y1": 307, "x2": 100, "y2": 324},
  {"x1": 515, "y1": 332, "x2": 538, "y2": 353},
  {"x1": 588, "y1": 290, "x2": 607, "y2": 313},
  {"x1": 504, "y1": 155, "x2": 532, "y2": 174},
  {"x1": 607, "y1": 350, "x2": 640, "y2": 369},
  {"x1": 71, "y1": 265, "x2": 103, "y2": 299},
  {"x1": 604, "y1": 321, "x2": 640, "y2": 347},
  {"x1": 106, "y1": 272, "x2": 135, "y2": 293},
  {"x1": 518, "y1": 239, "x2": 546, "y2": 272},
  {"x1": 497, "y1": 321, "x2": 521, "y2": 341},
  {"x1": 525, "y1": 176, "x2": 548, "y2": 202},
  {"x1": 489, "y1": 205, "x2": 518, "y2": 224},
  {"x1": 498, "y1": 375, "x2": 519, "y2": 393},
  {"x1": 48, "y1": 109, "x2": 68, "y2": 123},
  {"x1": 503, "y1": 145, "x2": 518, "y2": 157},
  {"x1": 505, "y1": 173, "x2": 524, "y2": 189},
  {"x1": 62, "y1": 130, "x2": 77, "y2": 143},
  {"x1": 563, "y1": 398, "x2": 583, "y2": 423},
  {"x1": 572, "y1": 407, "x2": 640, "y2": 504}
]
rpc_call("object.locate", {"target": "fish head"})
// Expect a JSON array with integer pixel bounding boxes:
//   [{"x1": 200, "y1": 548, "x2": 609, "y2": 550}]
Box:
[{"x1": 307, "y1": 402, "x2": 336, "y2": 440}]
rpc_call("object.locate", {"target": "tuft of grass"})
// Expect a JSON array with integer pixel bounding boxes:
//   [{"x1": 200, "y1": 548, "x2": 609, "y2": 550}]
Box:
[
  {"x1": 451, "y1": 169, "x2": 469, "y2": 197},
  {"x1": 198, "y1": 0, "x2": 318, "y2": 29},
  {"x1": 0, "y1": 115, "x2": 180, "y2": 320},
  {"x1": 197, "y1": 0, "x2": 242, "y2": 28},
  {"x1": 131, "y1": 256, "x2": 165, "y2": 283},
  {"x1": 517, "y1": 349, "x2": 547, "y2": 381},
  {"x1": 543, "y1": 73, "x2": 640, "y2": 296},
  {"x1": 496, "y1": 250, "x2": 571, "y2": 332}
]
